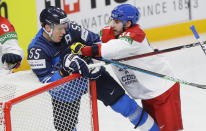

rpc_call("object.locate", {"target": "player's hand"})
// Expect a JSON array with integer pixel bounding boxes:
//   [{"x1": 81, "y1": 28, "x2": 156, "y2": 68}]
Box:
[
  {"x1": 89, "y1": 66, "x2": 104, "y2": 80},
  {"x1": 2, "y1": 53, "x2": 22, "y2": 69},
  {"x1": 60, "y1": 54, "x2": 103, "y2": 80},
  {"x1": 70, "y1": 42, "x2": 85, "y2": 55},
  {"x1": 60, "y1": 54, "x2": 90, "y2": 78}
]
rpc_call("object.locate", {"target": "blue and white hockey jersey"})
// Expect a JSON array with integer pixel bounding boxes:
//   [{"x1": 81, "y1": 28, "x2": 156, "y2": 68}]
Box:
[
  {"x1": 27, "y1": 21, "x2": 100, "y2": 83},
  {"x1": 27, "y1": 22, "x2": 100, "y2": 102}
]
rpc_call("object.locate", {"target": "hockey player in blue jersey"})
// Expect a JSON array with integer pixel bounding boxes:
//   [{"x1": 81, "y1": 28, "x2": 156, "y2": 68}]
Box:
[
  {"x1": 27, "y1": 6, "x2": 159, "y2": 131},
  {"x1": 27, "y1": 7, "x2": 102, "y2": 131}
]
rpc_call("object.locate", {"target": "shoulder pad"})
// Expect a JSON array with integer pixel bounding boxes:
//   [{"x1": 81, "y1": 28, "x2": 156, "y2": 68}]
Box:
[
  {"x1": 66, "y1": 21, "x2": 89, "y2": 43},
  {"x1": 68, "y1": 21, "x2": 82, "y2": 32},
  {"x1": 119, "y1": 25, "x2": 145, "y2": 43},
  {"x1": 0, "y1": 17, "x2": 17, "y2": 44},
  {"x1": 101, "y1": 26, "x2": 115, "y2": 43}
]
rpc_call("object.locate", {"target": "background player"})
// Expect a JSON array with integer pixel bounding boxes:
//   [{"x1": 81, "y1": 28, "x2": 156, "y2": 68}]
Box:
[{"x1": 0, "y1": 16, "x2": 24, "y2": 74}]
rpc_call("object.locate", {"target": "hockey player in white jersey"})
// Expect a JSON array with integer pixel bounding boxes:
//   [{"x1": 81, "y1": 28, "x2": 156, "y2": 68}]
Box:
[
  {"x1": 78, "y1": 4, "x2": 183, "y2": 131},
  {"x1": 0, "y1": 16, "x2": 24, "y2": 74}
]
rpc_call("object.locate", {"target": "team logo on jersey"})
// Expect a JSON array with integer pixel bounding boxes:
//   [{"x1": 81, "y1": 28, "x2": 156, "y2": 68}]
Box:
[
  {"x1": 118, "y1": 67, "x2": 138, "y2": 85},
  {"x1": 121, "y1": 74, "x2": 138, "y2": 85}
]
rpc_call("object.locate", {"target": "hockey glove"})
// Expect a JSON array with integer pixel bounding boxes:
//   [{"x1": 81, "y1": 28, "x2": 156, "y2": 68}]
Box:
[
  {"x1": 60, "y1": 54, "x2": 90, "y2": 78},
  {"x1": 1, "y1": 53, "x2": 22, "y2": 69},
  {"x1": 70, "y1": 42, "x2": 85, "y2": 55},
  {"x1": 89, "y1": 65, "x2": 104, "y2": 80},
  {"x1": 70, "y1": 42, "x2": 92, "y2": 63}
]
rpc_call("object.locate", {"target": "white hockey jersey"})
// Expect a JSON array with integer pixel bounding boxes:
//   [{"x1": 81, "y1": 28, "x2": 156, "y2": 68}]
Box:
[
  {"x1": 0, "y1": 16, "x2": 24, "y2": 72},
  {"x1": 99, "y1": 25, "x2": 175, "y2": 99}
]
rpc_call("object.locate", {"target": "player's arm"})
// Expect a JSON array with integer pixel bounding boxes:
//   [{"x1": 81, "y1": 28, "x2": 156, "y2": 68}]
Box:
[
  {"x1": 28, "y1": 29, "x2": 44, "y2": 49},
  {"x1": 79, "y1": 26, "x2": 147, "y2": 59},
  {"x1": 66, "y1": 21, "x2": 101, "y2": 46},
  {"x1": 60, "y1": 53, "x2": 103, "y2": 80},
  {"x1": 79, "y1": 38, "x2": 139, "y2": 60},
  {"x1": 27, "y1": 46, "x2": 63, "y2": 83},
  {"x1": 0, "y1": 18, "x2": 24, "y2": 69}
]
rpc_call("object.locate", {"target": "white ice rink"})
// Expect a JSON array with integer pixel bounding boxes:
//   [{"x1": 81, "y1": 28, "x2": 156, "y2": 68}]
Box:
[{"x1": 98, "y1": 34, "x2": 206, "y2": 131}]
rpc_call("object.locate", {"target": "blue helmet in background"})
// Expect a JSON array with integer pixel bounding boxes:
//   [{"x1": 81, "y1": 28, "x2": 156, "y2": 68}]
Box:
[
  {"x1": 111, "y1": 4, "x2": 140, "y2": 25},
  {"x1": 40, "y1": 6, "x2": 68, "y2": 27}
]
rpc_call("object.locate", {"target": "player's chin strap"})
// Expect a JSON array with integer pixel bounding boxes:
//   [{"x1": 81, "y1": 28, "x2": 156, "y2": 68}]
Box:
[{"x1": 42, "y1": 25, "x2": 55, "y2": 42}]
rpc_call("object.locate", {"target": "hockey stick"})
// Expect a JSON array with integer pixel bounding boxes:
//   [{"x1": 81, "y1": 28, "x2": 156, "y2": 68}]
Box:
[
  {"x1": 115, "y1": 41, "x2": 205, "y2": 61},
  {"x1": 55, "y1": 39, "x2": 205, "y2": 61},
  {"x1": 190, "y1": 25, "x2": 206, "y2": 55},
  {"x1": 94, "y1": 57, "x2": 206, "y2": 89}
]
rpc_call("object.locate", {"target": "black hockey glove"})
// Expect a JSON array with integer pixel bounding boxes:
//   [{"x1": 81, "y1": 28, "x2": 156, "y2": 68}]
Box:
[{"x1": 2, "y1": 53, "x2": 22, "y2": 69}]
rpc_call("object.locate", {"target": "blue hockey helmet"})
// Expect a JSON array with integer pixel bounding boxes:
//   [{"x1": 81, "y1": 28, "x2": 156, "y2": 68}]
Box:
[
  {"x1": 111, "y1": 4, "x2": 139, "y2": 25},
  {"x1": 40, "y1": 6, "x2": 68, "y2": 27}
]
